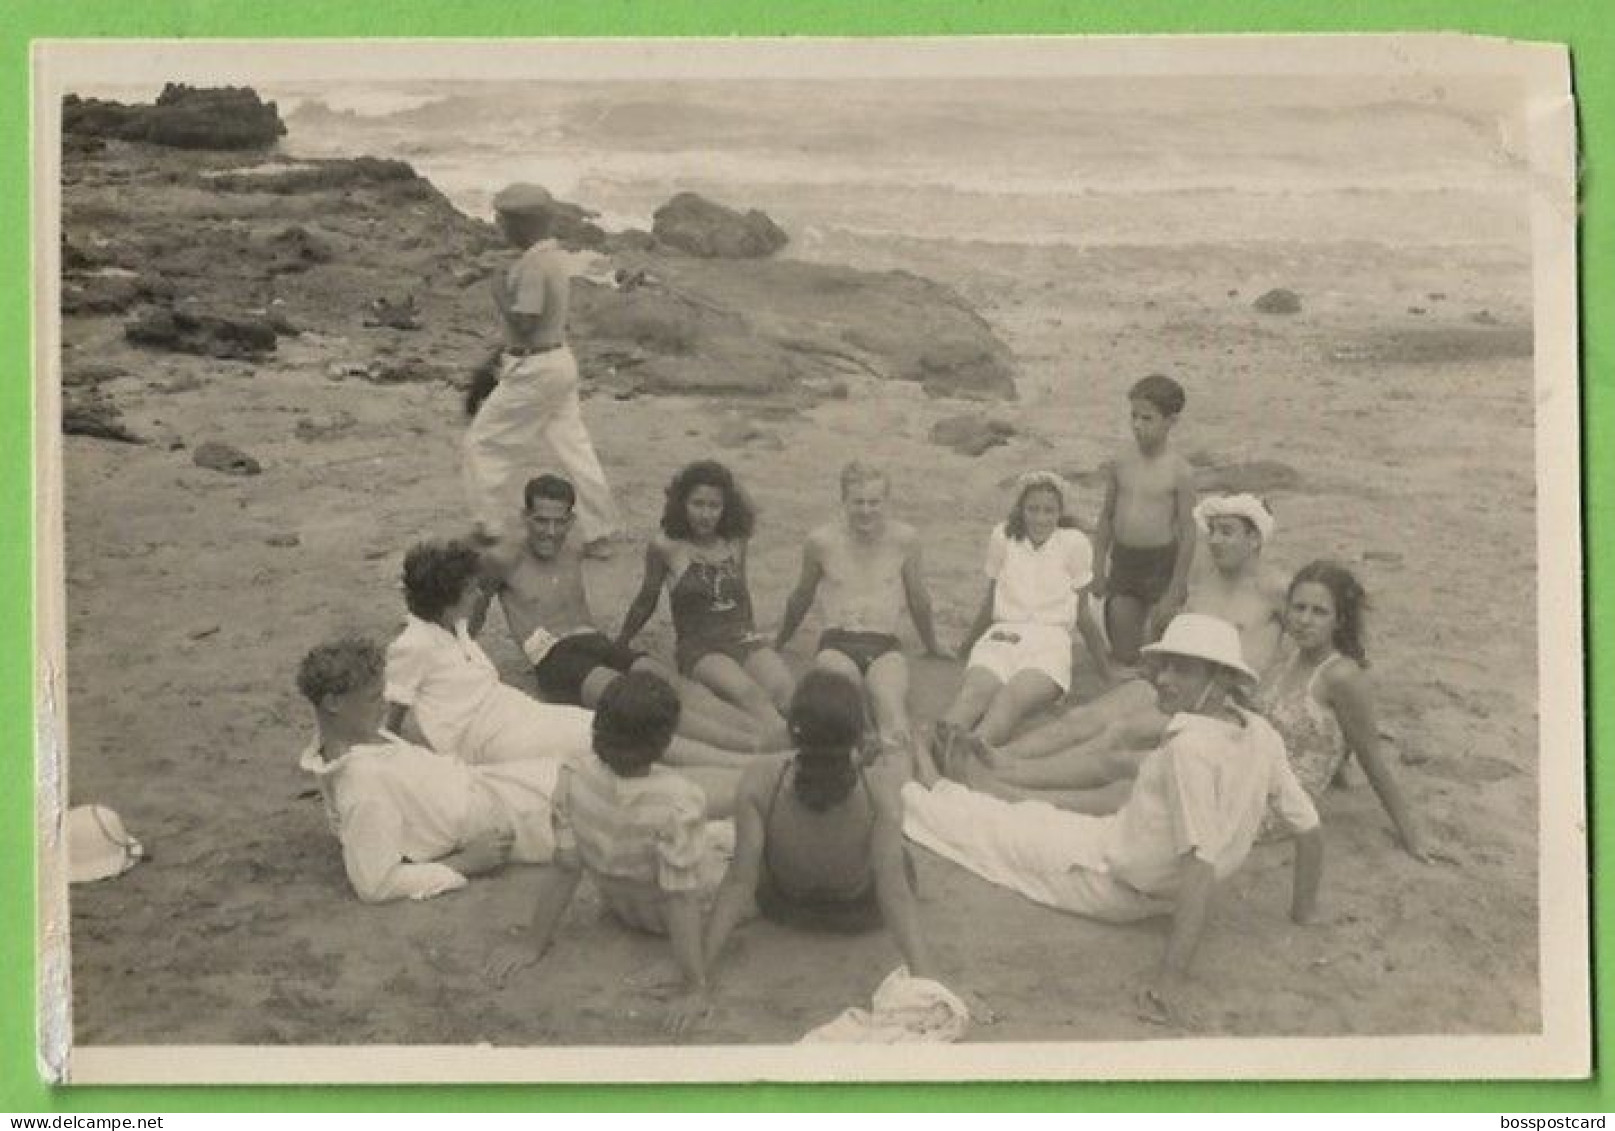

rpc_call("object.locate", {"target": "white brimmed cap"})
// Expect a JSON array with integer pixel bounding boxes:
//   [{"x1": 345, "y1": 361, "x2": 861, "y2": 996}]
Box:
[
  {"x1": 1140, "y1": 613, "x2": 1258, "y2": 684},
  {"x1": 1193, "y1": 493, "x2": 1275, "y2": 544},
  {"x1": 68, "y1": 804, "x2": 144, "y2": 884}
]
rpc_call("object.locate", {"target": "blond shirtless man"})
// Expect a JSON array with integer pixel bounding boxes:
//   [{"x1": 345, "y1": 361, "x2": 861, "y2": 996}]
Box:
[
  {"x1": 775, "y1": 462, "x2": 948, "y2": 754},
  {"x1": 476, "y1": 473, "x2": 775, "y2": 758}
]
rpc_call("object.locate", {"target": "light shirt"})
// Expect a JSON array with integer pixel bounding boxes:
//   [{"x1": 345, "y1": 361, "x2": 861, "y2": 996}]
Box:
[
  {"x1": 384, "y1": 616, "x2": 500, "y2": 757},
  {"x1": 983, "y1": 524, "x2": 1093, "y2": 627},
  {"x1": 299, "y1": 731, "x2": 563, "y2": 904},
  {"x1": 299, "y1": 732, "x2": 476, "y2": 903},
  {"x1": 1103, "y1": 708, "x2": 1319, "y2": 898},
  {"x1": 553, "y1": 754, "x2": 709, "y2": 895}
]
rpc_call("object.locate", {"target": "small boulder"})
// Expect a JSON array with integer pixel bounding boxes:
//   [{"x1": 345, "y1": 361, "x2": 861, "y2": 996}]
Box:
[
  {"x1": 125, "y1": 308, "x2": 277, "y2": 360},
  {"x1": 364, "y1": 295, "x2": 421, "y2": 330},
  {"x1": 193, "y1": 441, "x2": 261, "y2": 476},
  {"x1": 651, "y1": 192, "x2": 788, "y2": 259},
  {"x1": 1253, "y1": 288, "x2": 1302, "y2": 315},
  {"x1": 929, "y1": 413, "x2": 1016, "y2": 457},
  {"x1": 62, "y1": 394, "x2": 143, "y2": 444},
  {"x1": 294, "y1": 411, "x2": 358, "y2": 441}
]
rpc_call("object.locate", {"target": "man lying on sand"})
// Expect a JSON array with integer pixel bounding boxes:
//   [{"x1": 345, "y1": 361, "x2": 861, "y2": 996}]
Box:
[
  {"x1": 477, "y1": 473, "x2": 776, "y2": 758},
  {"x1": 959, "y1": 494, "x2": 1286, "y2": 793},
  {"x1": 774, "y1": 461, "x2": 949, "y2": 758},
  {"x1": 903, "y1": 613, "x2": 1324, "y2": 1027},
  {"x1": 297, "y1": 636, "x2": 564, "y2": 904}
]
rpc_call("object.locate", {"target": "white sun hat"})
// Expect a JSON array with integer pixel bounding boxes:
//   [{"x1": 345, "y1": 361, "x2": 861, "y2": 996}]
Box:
[
  {"x1": 67, "y1": 804, "x2": 144, "y2": 884},
  {"x1": 1192, "y1": 493, "x2": 1276, "y2": 544},
  {"x1": 1140, "y1": 613, "x2": 1258, "y2": 684}
]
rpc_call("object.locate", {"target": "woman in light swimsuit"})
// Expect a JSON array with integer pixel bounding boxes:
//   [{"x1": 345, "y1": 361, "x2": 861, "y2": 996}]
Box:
[
  {"x1": 1263, "y1": 561, "x2": 1428, "y2": 859},
  {"x1": 703, "y1": 671, "x2": 935, "y2": 977},
  {"x1": 618, "y1": 460, "x2": 795, "y2": 739}
]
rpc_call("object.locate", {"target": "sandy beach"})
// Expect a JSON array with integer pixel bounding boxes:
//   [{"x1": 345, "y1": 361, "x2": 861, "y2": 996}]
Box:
[{"x1": 56, "y1": 77, "x2": 1543, "y2": 1051}]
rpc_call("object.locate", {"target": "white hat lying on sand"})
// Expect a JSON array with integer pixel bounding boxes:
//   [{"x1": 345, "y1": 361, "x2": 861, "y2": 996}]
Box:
[
  {"x1": 1141, "y1": 613, "x2": 1258, "y2": 684},
  {"x1": 68, "y1": 804, "x2": 144, "y2": 884},
  {"x1": 1193, "y1": 492, "x2": 1276, "y2": 543}
]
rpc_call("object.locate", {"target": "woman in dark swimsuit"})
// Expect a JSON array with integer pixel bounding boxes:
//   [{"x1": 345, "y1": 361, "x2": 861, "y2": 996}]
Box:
[
  {"x1": 618, "y1": 460, "x2": 796, "y2": 737},
  {"x1": 703, "y1": 671, "x2": 935, "y2": 978}
]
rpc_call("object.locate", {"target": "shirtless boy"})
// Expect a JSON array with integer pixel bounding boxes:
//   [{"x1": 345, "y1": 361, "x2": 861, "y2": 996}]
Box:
[
  {"x1": 479, "y1": 473, "x2": 776, "y2": 756},
  {"x1": 775, "y1": 462, "x2": 948, "y2": 753},
  {"x1": 1091, "y1": 374, "x2": 1198, "y2": 665}
]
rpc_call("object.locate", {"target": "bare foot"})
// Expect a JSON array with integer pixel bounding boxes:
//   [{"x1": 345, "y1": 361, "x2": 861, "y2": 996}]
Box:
[{"x1": 958, "y1": 729, "x2": 1000, "y2": 770}]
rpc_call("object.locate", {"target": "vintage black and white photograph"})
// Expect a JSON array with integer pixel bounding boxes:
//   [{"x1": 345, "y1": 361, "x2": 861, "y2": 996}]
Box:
[{"x1": 34, "y1": 36, "x2": 1585, "y2": 1082}]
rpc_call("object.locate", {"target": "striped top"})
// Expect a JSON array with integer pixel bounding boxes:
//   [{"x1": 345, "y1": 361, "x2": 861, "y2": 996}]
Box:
[{"x1": 553, "y1": 754, "x2": 709, "y2": 893}]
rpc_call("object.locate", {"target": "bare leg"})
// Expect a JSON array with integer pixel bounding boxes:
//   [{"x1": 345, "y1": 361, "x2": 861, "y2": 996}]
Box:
[
  {"x1": 993, "y1": 735, "x2": 1148, "y2": 790},
  {"x1": 974, "y1": 670, "x2": 1063, "y2": 746},
  {"x1": 991, "y1": 679, "x2": 1156, "y2": 762},
  {"x1": 664, "y1": 735, "x2": 753, "y2": 771},
  {"x1": 744, "y1": 646, "x2": 797, "y2": 714},
  {"x1": 1107, "y1": 593, "x2": 1148, "y2": 666},
  {"x1": 674, "y1": 670, "x2": 788, "y2": 748},
  {"x1": 863, "y1": 651, "x2": 913, "y2": 752},
  {"x1": 940, "y1": 667, "x2": 1003, "y2": 733},
  {"x1": 691, "y1": 652, "x2": 787, "y2": 732},
  {"x1": 668, "y1": 765, "x2": 744, "y2": 818}
]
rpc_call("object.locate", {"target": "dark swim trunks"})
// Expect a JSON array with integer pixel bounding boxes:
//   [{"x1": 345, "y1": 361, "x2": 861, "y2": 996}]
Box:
[
  {"x1": 816, "y1": 629, "x2": 902, "y2": 675},
  {"x1": 533, "y1": 632, "x2": 643, "y2": 706},
  {"x1": 1107, "y1": 541, "x2": 1178, "y2": 605}
]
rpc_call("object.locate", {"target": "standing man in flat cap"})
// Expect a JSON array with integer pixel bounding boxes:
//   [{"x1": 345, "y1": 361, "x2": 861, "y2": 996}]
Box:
[{"x1": 463, "y1": 183, "x2": 622, "y2": 556}]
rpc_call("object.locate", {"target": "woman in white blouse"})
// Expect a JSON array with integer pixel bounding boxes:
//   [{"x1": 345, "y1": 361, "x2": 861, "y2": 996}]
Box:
[{"x1": 932, "y1": 472, "x2": 1110, "y2": 759}]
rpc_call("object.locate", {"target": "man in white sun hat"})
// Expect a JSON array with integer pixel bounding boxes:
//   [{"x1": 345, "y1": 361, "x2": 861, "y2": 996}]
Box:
[
  {"x1": 903, "y1": 612, "x2": 1324, "y2": 1027},
  {"x1": 1188, "y1": 493, "x2": 1286, "y2": 676}
]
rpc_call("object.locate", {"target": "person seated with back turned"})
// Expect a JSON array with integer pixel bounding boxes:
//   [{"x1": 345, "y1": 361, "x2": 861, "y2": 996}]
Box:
[
  {"x1": 774, "y1": 461, "x2": 949, "y2": 761},
  {"x1": 485, "y1": 671, "x2": 731, "y2": 1036},
  {"x1": 702, "y1": 670, "x2": 935, "y2": 980}
]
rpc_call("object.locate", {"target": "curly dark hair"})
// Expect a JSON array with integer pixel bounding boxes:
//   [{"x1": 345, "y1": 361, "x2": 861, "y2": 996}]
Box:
[
  {"x1": 296, "y1": 636, "x2": 384, "y2": 704},
  {"x1": 1288, "y1": 559, "x2": 1370, "y2": 667},
  {"x1": 659, "y1": 459, "x2": 756, "y2": 540},
  {"x1": 1004, "y1": 479, "x2": 1077, "y2": 542},
  {"x1": 401, "y1": 538, "x2": 483, "y2": 623},
  {"x1": 787, "y1": 670, "x2": 865, "y2": 812},
  {"x1": 592, "y1": 670, "x2": 682, "y2": 776}
]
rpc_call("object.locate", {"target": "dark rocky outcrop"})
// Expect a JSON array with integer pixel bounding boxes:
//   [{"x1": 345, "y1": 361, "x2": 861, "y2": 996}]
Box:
[
  {"x1": 125, "y1": 309, "x2": 278, "y2": 360},
  {"x1": 63, "y1": 84, "x2": 286, "y2": 151},
  {"x1": 929, "y1": 413, "x2": 1016, "y2": 457},
  {"x1": 651, "y1": 192, "x2": 789, "y2": 259},
  {"x1": 59, "y1": 106, "x2": 1018, "y2": 415},
  {"x1": 192, "y1": 441, "x2": 261, "y2": 475}
]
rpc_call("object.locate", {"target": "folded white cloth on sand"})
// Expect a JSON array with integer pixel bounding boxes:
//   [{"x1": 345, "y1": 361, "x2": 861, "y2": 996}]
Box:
[
  {"x1": 68, "y1": 804, "x2": 144, "y2": 884},
  {"x1": 799, "y1": 966, "x2": 970, "y2": 1044}
]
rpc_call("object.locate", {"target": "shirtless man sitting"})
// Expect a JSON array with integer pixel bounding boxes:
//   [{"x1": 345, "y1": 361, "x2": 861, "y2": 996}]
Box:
[
  {"x1": 477, "y1": 473, "x2": 780, "y2": 757},
  {"x1": 774, "y1": 461, "x2": 949, "y2": 756},
  {"x1": 962, "y1": 494, "x2": 1284, "y2": 792}
]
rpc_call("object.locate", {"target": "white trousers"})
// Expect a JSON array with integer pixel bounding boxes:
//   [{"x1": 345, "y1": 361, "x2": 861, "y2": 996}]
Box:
[
  {"x1": 901, "y1": 780, "x2": 1170, "y2": 922},
  {"x1": 461, "y1": 347, "x2": 622, "y2": 543}
]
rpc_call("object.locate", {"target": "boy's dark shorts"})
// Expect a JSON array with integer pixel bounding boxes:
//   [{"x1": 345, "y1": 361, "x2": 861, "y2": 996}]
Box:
[
  {"x1": 1108, "y1": 541, "x2": 1178, "y2": 605},
  {"x1": 816, "y1": 629, "x2": 902, "y2": 675},
  {"x1": 534, "y1": 632, "x2": 643, "y2": 705}
]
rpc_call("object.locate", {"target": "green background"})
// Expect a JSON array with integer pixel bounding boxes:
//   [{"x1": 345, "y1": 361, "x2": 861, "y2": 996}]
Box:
[{"x1": 2, "y1": 0, "x2": 1606, "y2": 1113}]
